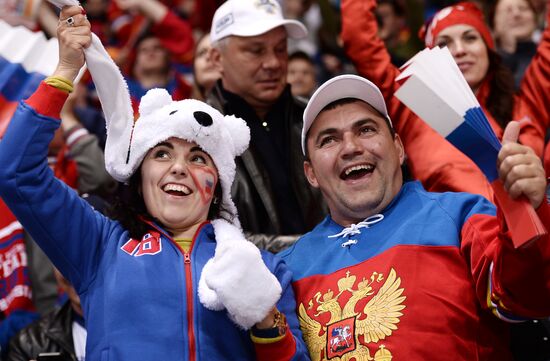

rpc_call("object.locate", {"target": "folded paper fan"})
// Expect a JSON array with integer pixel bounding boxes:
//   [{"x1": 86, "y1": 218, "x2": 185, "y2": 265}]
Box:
[{"x1": 395, "y1": 46, "x2": 546, "y2": 248}]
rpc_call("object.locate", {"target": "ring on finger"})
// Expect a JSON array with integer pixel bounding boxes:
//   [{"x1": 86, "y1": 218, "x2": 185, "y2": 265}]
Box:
[{"x1": 65, "y1": 16, "x2": 75, "y2": 26}]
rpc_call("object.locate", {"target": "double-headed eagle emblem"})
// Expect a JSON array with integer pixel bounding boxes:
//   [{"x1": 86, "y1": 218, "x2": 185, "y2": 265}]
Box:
[{"x1": 298, "y1": 268, "x2": 406, "y2": 360}]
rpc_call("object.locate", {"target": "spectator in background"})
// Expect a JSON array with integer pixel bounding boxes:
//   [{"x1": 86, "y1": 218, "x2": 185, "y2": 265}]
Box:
[
  {"x1": 86, "y1": 0, "x2": 195, "y2": 115},
  {"x1": 489, "y1": 0, "x2": 539, "y2": 89},
  {"x1": 208, "y1": 0, "x2": 326, "y2": 252},
  {"x1": 287, "y1": 51, "x2": 317, "y2": 99},
  {"x1": 126, "y1": 32, "x2": 191, "y2": 112},
  {"x1": 191, "y1": 33, "x2": 221, "y2": 101},
  {"x1": 283, "y1": 0, "x2": 321, "y2": 57},
  {"x1": 84, "y1": 0, "x2": 112, "y2": 45},
  {"x1": 313, "y1": 0, "x2": 357, "y2": 83},
  {"x1": 341, "y1": 0, "x2": 550, "y2": 202},
  {"x1": 375, "y1": 0, "x2": 424, "y2": 66},
  {"x1": 171, "y1": 0, "x2": 219, "y2": 35},
  {"x1": 7, "y1": 268, "x2": 86, "y2": 361},
  {"x1": 0, "y1": 0, "x2": 49, "y2": 31}
]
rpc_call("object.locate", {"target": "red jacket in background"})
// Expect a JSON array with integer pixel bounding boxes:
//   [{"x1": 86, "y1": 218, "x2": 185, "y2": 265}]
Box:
[{"x1": 341, "y1": 0, "x2": 550, "y2": 200}]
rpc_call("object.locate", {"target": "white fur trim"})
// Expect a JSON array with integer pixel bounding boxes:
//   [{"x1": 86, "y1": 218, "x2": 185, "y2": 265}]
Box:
[
  {"x1": 139, "y1": 88, "x2": 172, "y2": 116},
  {"x1": 198, "y1": 259, "x2": 224, "y2": 311},
  {"x1": 198, "y1": 220, "x2": 282, "y2": 329}
]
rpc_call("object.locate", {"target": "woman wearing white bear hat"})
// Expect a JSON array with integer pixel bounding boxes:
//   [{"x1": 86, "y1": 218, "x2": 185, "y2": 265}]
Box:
[{"x1": 0, "y1": 5, "x2": 309, "y2": 361}]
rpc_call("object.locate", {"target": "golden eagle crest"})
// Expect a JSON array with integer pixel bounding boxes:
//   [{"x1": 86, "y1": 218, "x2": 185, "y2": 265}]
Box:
[{"x1": 298, "y1": 268, "x2": 406, "y2": 361}]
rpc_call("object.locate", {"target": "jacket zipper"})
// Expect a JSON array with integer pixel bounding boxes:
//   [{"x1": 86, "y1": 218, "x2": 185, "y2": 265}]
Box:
[
  {"x1": 142, "y1": 219, "x2": 207, "y2": 361},
  {"x1": 184, "y1": 251, "x2": 196, "y2": 361}
]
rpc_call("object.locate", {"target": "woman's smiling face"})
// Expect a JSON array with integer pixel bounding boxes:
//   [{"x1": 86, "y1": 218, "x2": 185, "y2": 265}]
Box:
[
  {"x1": 435, "y1": 24, "x2": 490, "y2": 93},
  {"x1": 140, "y1": 137, "x2": 218, "y2": 238}
]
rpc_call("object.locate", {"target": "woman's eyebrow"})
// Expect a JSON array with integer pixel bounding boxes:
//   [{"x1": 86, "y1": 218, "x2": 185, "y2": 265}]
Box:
[
  {"x1": 154, "y1": 141, "x2": 174, "y2": 149},
  {"x1": 190, "y1": 146, "x2": 205, "y2": 153}
]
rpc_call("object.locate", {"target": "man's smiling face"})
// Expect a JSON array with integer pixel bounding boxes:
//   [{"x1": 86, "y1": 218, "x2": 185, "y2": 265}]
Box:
[{"x1": 304, "y1": 100, "x2": 404, "y2": 226}]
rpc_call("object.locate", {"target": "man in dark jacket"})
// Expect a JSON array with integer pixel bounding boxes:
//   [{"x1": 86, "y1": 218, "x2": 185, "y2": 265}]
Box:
[
  {"x1": 7, "y1": 268, "x2": 85, "y2": 361},
  {"x1": 208, "y1": 0, "x2": 326, "y2": 252}
]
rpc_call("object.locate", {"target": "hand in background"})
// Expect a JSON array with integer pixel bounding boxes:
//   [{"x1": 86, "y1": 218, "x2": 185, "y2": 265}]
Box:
[{"x1": 114, "y1": 0, "x2": 167, "y2": 23}]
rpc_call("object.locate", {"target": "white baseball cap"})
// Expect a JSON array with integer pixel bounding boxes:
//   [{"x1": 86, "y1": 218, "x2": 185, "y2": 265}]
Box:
[
  {"x1": 302, "y1": 74, "x2": 393, "y2": 154},
  {"x1": 210, "y1": 0, "x2": 308, "y2": 43}
]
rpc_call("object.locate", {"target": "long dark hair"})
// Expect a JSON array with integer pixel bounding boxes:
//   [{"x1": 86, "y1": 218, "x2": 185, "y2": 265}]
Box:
[
  {"x1": 109, "y1": 166, "x2": 226, "y2": 239},
  {"x1": 485, "y1": 49, "x2": 515, "y2": 129}
]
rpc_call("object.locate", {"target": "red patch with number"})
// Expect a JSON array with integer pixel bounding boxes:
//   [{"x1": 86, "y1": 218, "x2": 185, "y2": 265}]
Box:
[{"x1": 121, "y1": 232, "x2": 162, "y2": 257}]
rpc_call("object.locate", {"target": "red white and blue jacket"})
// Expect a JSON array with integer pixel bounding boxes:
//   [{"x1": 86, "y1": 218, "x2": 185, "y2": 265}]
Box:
[
  {"x1": 280, "y1": 181, "x2": 550, "y2": 361},
  {"x1": 0, "y1": 83, "x2": 309, "y2": 361}
]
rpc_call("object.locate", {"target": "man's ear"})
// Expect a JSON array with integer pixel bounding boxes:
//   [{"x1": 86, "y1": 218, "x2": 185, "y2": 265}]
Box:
[
  {"x1": 209, "y1": 47, "x2": 224, "y2": 74},
  {"x1": 394, "y1": 133, "x2": 405, "y2": 166},
  {"x1": 303, "y1": 160, "x2": 319, "y2": 188}
]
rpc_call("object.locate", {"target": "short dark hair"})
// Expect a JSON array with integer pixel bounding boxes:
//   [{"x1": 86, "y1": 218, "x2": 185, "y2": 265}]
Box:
[
  {"x1": 304, "y1": 98, "x2": 395, "y2": 160},
  {"x1": 289, "y1": 50, "x2": 314, "y2": 65},
  {"x1": 377, "y1": 0, "x2": 405, "y2": 17}
]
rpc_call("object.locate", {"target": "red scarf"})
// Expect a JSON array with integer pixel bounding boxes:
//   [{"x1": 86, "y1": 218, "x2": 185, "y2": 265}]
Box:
[{"x1": 0, "y1": 198, "x2": 34, "y2": 317}]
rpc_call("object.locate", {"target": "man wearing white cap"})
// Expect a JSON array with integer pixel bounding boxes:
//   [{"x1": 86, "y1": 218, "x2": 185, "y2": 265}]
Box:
[
  {"x1": 207, "y1": 0, "x2": 326, "y2": 251},
  {"x1": 280, "y1": 74, "x2": 550, "y2": 360}
]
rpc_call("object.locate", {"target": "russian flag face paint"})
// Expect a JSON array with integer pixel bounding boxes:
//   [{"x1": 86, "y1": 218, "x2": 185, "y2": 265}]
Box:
[{"x1": 189, "y1": 168, "x2": 218, "y2": 205}]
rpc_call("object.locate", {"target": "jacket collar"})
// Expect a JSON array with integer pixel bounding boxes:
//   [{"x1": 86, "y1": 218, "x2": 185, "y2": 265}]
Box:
[
  {"x1": 44, "y1": 302, "x2": 78, "y2": 358},
  {"x1": 208, "y1": 80, "x2": 294, "y2": 121}
]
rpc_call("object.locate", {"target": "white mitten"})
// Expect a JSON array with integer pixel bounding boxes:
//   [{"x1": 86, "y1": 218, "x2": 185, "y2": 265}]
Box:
[{"x1": 198, "y1": 219, "x2": 282, "y2": 329}]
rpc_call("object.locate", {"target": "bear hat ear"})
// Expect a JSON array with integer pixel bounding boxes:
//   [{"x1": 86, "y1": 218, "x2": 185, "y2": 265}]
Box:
[
  {"x1": 139, "y1": 88, "x2": 173, "y2": 117},
  {"x1": 222, "y1": 115, "x2": 251, "y2": 157}
]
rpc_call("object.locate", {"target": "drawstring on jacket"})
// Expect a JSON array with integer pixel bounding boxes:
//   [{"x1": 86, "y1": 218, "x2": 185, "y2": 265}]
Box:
[{"x1": 329, "y1": 214, "x2": 384, "y2": 247}]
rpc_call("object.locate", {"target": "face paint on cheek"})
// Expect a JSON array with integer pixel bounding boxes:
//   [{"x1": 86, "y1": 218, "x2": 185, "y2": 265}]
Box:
[{"x1": 189, "y1": 167, "x2": 218, "y2": 205}]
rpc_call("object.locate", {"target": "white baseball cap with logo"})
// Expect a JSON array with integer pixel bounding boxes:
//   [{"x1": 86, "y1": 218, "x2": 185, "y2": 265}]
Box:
[
  {"x1": 302, "y1": 74, "x2": 393, "y2": 154},
  {"x1": 210, "y1": 0, "x2": 308, "y2": 43}
]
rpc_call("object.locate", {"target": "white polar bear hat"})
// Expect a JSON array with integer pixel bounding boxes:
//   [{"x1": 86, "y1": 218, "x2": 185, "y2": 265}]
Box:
[
  {"x1": 105, "y1": 88, "x2": 250, "y2": 224},
  {"x1": 59, "y1": 20, "x2": 278, "y2": 327}
]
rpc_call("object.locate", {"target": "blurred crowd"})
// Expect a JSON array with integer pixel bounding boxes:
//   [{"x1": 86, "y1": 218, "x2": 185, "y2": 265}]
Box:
[
  {"x1": 1, "y1": 0, "x2": 550, "y2": 360},
  {"x1": 4, "y1": 0, "x2": 546, "y2": 110}
]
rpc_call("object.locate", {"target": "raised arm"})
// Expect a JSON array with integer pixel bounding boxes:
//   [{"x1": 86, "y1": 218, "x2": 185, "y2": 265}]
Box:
[
  {"x1": 115, "y1": 0, "x2": 194, "y2": 62},
  {"x1": 0, "y1": 6, "x2": 117, "y2": 293},
  {"x1": 341, "y1": 0, "x2": 401, "y2": 101},
  {"x1": 515, "y1": 0, "x2": 550, "y2": 155}
]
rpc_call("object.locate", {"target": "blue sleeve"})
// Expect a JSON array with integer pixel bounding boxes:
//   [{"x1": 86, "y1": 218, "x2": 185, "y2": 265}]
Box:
[{"x1": 0, "y1": 101, "x2": 120, "y2": 294}]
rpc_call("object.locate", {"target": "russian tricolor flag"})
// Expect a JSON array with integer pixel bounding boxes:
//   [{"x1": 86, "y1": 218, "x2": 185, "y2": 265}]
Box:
[
  {"x1": 0, "y1": 20, "x2": 58, "y2": 137},
  {"x1": 395, "y1": 46, "x2": 546, "y2": 248}
]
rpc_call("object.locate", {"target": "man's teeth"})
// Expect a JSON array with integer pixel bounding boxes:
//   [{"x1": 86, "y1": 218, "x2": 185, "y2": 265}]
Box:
[
  {"x1": 163, "y1": 184, "x2": 191, "y2": 194},
  {"x1": 345, "y1": 164, "x2": 373, "y2": 176}
]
